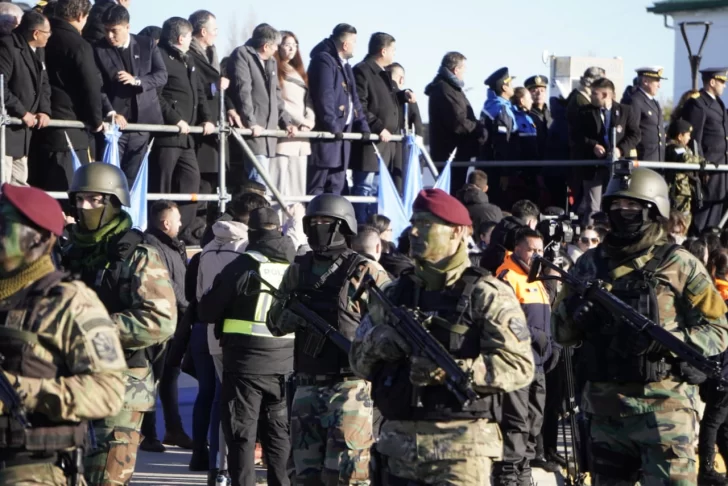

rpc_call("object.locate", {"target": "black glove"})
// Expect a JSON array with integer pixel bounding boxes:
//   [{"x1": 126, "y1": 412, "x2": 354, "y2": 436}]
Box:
[
  {"x1": 566, "y1": 296, "x2": 596, "y2": 328},
  {"x1": 360, "y1": 132, "x2": 372, "y2": 142},
  {"x1": 333, "y1": 132, "x2": 344, "y2": 140}
]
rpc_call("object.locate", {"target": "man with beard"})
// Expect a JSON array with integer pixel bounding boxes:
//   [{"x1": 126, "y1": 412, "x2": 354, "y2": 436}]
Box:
[
  {"x1": 267, "y1": 194, "x2": 389, "y2": 485},
  {"x1": 60, "y1": 162, "x2": 176, "y2": 486},
  {"x1": 349, "y1": 188, "x2": 534, "y2": 485},
  {"x1": 553, "y1": 167, "x2": 728, "y2": 484},
  {"x1": 0, "y1": 185, "x2": 126, "y2": 485}
]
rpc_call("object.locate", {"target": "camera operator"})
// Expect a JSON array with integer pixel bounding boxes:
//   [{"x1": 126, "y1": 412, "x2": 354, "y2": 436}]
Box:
[{"x1": 481, "y1": 199, "x2": 540, "y2": 272}]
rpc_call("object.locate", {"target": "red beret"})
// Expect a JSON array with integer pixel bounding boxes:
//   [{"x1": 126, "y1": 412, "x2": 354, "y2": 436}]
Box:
[
  {"x1": 1, "y1": 184, "x2": 65, "y2": 236},
  {"x1": 412, "y1": 188, "x2": 473, "y2": 226}
]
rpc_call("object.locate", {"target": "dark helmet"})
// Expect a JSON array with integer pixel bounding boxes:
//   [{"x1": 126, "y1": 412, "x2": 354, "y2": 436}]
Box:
[
  {"x1": 69, "y1": 163, "x2": 131, "y2": 207},
  {"x1": 601, "y1": 167, "x2": 670, "y2": 219},
  {"x1": 303, "y1": 194, "x2": 358, "y2": 236}
]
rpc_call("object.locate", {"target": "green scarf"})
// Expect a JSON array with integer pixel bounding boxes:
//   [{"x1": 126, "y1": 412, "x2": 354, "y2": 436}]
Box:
[
  {"x1": 0, "y1": 254, "x2": 56, "y2": 301},
  {"x1": 414, "y1": 242, "x2": 470, "y2": 291},
  {"x1": 67, "y1": 212, "x2": 133, "y2": 272}
]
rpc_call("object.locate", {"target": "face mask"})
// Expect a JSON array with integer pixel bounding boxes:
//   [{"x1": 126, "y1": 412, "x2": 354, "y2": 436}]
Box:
[
  {"x1": 608, "y1": 208, "x2": 647, "y2": 239},
  {"x1": 77, "y1": 204, "x2": 119, "y2": 233},
  {"x1": 306, "y1": 222, "x2": 345, "y2": 252}
]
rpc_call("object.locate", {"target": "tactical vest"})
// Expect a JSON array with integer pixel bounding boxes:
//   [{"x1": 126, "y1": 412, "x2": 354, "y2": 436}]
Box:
[
  {"x1": 221, "y1": 252, "x2": 293, "y2": 340},
  {"x1": 72, "y1": 229, "x2": 157, "y2": 368},
  {"x1": 293, "y1": 250, "x2": 367, "y2": 376},
  {"x1": 0, "y1": 272, "x2": 88, "y2": 452},
  {"x1": 372, "y1": 267, "x2": 502, "y2": 421},
  {"x1": 581, "y1": 244, "x2": 681, "y2": 384}
]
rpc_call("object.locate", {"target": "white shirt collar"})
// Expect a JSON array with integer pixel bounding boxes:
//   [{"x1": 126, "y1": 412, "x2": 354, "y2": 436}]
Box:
[
  {"x1": 639, "y1": 87, "x2": 654, "y2": 101},
  {"x1": 707, "y1": 91, "x2": 717, "y2": 100},
  {"x1": 118, "y1": 36, "x2": 131, "y2": 50}
]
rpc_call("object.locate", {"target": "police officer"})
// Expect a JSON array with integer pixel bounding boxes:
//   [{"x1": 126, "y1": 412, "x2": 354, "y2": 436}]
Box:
[
  {"x1": 267, "y1": 194, "x2": 390, "y2": 486},
  {"x1": 0, "y1": 184, "x2": 127, "y2": 485},
  {"x1": 681, "y1": 68, "x2": 728, "y2": 231},
  {"x1": 621, "y1": 66, "x2": 667, "y2": 161},
  {"x1": 198, "y1": 207, "x2": 297, "y2": 486},
  {"x1": 553, "y1": 167, "x2": 728, "y2": 484},
  {"x1": 481, "y1": 67, "x2": 517, "y2": 207},
  {"x1": 60, "y1": 162, "x2": 177, "y2": 486},
  {"x1": 350, "y1": 188, "x2": 535, "y2": 485}
]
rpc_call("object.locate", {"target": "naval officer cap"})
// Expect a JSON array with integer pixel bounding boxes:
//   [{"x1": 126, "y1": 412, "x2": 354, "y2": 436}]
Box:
[{"x1": 636, "y1": 66, "x2": 668, "y2": 80}]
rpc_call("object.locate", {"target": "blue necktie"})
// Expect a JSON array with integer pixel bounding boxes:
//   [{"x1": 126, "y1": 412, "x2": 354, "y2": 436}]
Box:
[{"x1": 602, "y1": 108, "x2": 611, "y2": 147}]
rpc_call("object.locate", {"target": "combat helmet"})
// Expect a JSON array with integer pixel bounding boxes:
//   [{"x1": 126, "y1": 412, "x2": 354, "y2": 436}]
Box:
[
  {"x1": 303, "y1": 194, "x2": 358, "y2": 236},
  {"x1": 601, "y1": 166, "x2": 670, "y2": 219},
  {"x1": 69, "y1": 162, "x2": 131, "y2": 207}
]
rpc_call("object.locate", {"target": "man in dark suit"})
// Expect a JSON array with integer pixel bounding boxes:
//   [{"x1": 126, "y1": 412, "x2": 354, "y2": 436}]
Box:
[
  {"x1": 572, "y1": 77, "x2": 640, "y2": 223},
  {"x1": 154, "y1": 17, "x2": 214, "y2": 240},
  {"x1": 82, "y1": 0, "x2": 129, "y2": 43},
  {"x1": 93, "y1": 4, "x2": 167, "y2": 186},
  {"x1": 351, "y1": 32, "x2": 407, "y2": 221},
  {"x1": 188, "y1": 10, "x2": 228, "y2": 195},
  {"x1": 621, "y1": 66, "x2": 666, "y2": 162},
  {"x1": 425, "y1": 52, "x2": 486, "y2": 193},
  {"x1": 0, "y1": 9, "x2": 51, "y2": 185},
  {"x1": 31, "y1": 0, "x2": 104, "y2": 192},
  {"x1": 227, "y1": 23, "x2": 295, "y2": 190},
  {"x1": 681, "y1": 68, "x2": 728, "y2": 231},
  {"x1": 306, "y1": 23, "x2": 369, "y2": 196}
]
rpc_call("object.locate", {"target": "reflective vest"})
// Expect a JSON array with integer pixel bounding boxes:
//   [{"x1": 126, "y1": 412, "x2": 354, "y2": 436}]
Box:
[{"x1": 221, "y1": 251, "x2": 293, "y2": 339}]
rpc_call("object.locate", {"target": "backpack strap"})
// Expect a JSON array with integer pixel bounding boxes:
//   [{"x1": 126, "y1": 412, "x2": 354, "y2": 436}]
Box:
[
  {"x1": 455, "y1": 266, "x2": 490, "y2": 316},
  {"x1": 642, "y1": 243, "x2": 681, "y2": 278},
  {"x1": 25, "y1": 271, "x2": 69, "y2": 333}
]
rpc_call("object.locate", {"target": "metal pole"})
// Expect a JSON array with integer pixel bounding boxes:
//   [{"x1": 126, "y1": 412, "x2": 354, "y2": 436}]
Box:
[
  {"x1": 1, "y1": 74, "x2": 6, "y2": 185},
  {"x1": 229, "y1": 129, "x2": 292, "y2": 219},
  {"x1": 218, "y1": 88, "x2": 228, "y2": 215},
  {"x1": 416, "y1": 137, "x2": 439, "y2": 178}
]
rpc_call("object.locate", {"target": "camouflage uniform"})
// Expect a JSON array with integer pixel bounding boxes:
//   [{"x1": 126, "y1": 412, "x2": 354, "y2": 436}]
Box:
[
  {"x1": 350, "y1": 253, "x2": 536, "y2": 485},
  {"x1": 0, "y1": 258, "x2": 127, "y2": 486},
  {"x1": 267, "y1": 256, "x2": 390, "y2": 486},
  {"x1": 665, "y1": 140, "x2": 703, "y2": 227},
  {"x1": 553, "y1": 240, "x2": 728, "y2": 485},
  {"x1": 62, "y1": 213, "x2": 177, "y2": 486}
]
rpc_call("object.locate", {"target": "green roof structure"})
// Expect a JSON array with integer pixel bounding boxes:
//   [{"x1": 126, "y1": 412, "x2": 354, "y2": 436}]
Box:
[{"x1": 648, "y1": 0, "x2": 728, "y2": 14}]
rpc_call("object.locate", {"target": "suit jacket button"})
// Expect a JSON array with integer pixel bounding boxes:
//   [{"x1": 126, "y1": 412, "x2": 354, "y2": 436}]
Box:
[{"x1": 339, "y1": 105, "x2": 345, "y2": 112}]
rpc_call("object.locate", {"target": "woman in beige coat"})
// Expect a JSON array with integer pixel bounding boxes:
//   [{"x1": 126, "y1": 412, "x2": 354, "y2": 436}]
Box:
[{"x1": 273, "y1": 31, "x2": 315, "y2": 197}]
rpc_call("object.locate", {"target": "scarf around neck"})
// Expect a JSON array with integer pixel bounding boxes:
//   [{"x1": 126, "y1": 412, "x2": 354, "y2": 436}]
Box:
[
  {"x1": 414, "y1": 242, "x2": 470, "y2": 291},
  {"x1": 0, "y1": 254, "x2": 56, "y2": 301},
  {"x1": 190, "y1": 37, "x2": 219, "y2": 73},
  {"x1": 68, "y1": 212, "x2": 133, "y2": 271}
]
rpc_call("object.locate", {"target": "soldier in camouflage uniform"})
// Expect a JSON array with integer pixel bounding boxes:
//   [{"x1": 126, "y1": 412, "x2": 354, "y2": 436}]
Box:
[
  {"x1": 59, "y1": 163, "x2": 176, "y2": 486},
  {"x1": 267, "y1": 194, "x2": 390, "y2": 486},
  {"x1": 665, "y1": 119, "x2": 705, "y2": 229},
  {"x1": 0, "y1": 184, "x2": 127, "y2": 486},
  {"x1": 350, "y1": 188, "x2": 536, "y2": 485},
  {"x1": 553, "y1": 167, "x2": 728, "y2": 485}
]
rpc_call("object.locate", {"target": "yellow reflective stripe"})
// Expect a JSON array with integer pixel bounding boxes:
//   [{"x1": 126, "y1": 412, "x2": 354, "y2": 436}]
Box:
[{"x1": 222, "y1": 319, "x2": 294, "y2": 339}]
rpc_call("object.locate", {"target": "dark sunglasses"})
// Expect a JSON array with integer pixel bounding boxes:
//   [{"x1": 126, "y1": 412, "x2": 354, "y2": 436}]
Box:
[{"x1": 580, "y1": 236, "x2": 600, "y2": 245}]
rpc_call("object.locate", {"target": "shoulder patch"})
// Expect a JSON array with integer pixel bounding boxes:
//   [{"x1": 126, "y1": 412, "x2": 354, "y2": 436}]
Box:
[
  {"x1": 674, "y1": 147, "x2": 686, "y2": 155},
  {"x1": 508, "y1": 317, "x2": 530, "y2": 342},
  {"x1": 91, "y1": 330, "x2": 121, "y2": 363}
]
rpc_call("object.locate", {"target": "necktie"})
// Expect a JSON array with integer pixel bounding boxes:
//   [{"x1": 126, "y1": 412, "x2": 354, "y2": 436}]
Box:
[{"x1": 602, "y1": 108, "x2": 611, "y2": 147}]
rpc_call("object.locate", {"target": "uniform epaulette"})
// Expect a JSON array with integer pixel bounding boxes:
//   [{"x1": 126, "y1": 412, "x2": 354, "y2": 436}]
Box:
[{"x1": 690, "y1": 91, "x2": 701, "y2": 99}]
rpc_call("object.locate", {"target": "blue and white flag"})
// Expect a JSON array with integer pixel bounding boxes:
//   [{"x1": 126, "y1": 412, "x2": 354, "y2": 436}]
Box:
[
  {"x1": 102, "y1": 124, "x2": 121, "y2": 168},
  {"x1": 375, "y1": 145, "x2": 408, "y2": 240},
  {"x1": 433, "y1": 147, "x2": 457, "y2": 194},
  {"x1": 64, "y1": 132, "x2": 82, "y2": 173},
  {"x1": 402, "y1": 134, "x2": 422, "y2": 220},
  {"x1": 127, "y1": 140, "x2": 152, "y2": 231}
]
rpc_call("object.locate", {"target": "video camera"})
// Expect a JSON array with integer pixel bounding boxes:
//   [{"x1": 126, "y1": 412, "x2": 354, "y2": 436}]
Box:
[{"x1": 536, "y1": 212, "x2": 580, "y2": 269}]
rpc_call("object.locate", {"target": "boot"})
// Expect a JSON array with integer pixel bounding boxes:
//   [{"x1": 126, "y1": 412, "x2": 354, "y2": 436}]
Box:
[
  {"x1": 139, "y1": 437, "x2": 165, "y2": 453},
  {"x1": 531, "y1": 455, "x2": 561, "y2": 473},
  {"x1": 163, "y1": 428, "x2": 194, "y2": 449},
  {"x1": 699, "y1": 451, "x2": 728, "y2": 486},
  {"x1": 189, "y1": 446, "x2": 210, "y2": 471}
]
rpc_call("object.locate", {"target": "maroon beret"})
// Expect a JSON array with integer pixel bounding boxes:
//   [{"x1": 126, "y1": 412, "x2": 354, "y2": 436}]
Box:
[
  {"x1": 1, "y1": 184, "x2": 65, "y2": 236},
  {"x1": 412, "y1": 188, "x2": 473, "y2": 226}
]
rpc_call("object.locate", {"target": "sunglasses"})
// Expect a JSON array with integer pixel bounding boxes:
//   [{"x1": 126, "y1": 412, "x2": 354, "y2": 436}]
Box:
[{"x1": 580, "y1": 236, "x2": 600, "y2": 245}]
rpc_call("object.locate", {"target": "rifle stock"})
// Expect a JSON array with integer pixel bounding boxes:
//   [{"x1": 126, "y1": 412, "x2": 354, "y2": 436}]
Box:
[{"x1": 357, "y1": 275, "x2": 480, "y2": 406}]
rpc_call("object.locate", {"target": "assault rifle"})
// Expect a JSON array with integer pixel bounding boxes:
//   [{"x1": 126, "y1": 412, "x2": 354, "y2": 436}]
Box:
[
  {"x1": 0, "y1": 354, "x2": 29, "y2": 428},
  {"x1": 354, "y1": 275, "x2": 479, "y2": 407},
  {"x1": 245, "y1": 272, "x2": 351, "y2": 354},
  {"x1": 527, "y1": 255, "x2": 726, "y2": 386}
]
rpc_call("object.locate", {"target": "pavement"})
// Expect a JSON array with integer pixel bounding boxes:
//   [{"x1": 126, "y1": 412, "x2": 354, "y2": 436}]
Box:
[{"x1": 130, "y1": 373, "x2": 565, "y2": 486}]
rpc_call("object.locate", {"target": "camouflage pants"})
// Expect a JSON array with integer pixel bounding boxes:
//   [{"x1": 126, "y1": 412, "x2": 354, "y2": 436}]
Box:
[
  {"x1": 376, "y1": 419, "x2": 501, "y2": 485},
  {"x1": 84, "y1": 410, "x2": 144, "y2": 486},
  {"x1": 290, "y1": 379, "x2": 373, "y2": 486},
  {"x1": 590, "y1": 408, "x2": 697, "y2": 486},
  {"x1": 0, "y1": 462, "x2": 76, "y2": 486}
]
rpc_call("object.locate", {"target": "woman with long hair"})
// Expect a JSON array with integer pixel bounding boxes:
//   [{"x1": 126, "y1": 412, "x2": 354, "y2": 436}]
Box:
[{"x1": 272, "y1": 31, "x2": 315, "y2": 197}]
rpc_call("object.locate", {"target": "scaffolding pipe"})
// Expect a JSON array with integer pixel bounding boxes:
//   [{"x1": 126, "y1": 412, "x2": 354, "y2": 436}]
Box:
[
  {"x1": 1, "y1": 74, "x2": 5, "y2": 185},
  {"x1": 217, "y1": 88, "x2": 229, "y2": 214}
]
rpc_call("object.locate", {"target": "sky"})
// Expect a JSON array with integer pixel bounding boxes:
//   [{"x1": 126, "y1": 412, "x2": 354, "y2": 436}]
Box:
[{"x1": 61, "y1": 0, "x2": 677, "y2": 123}]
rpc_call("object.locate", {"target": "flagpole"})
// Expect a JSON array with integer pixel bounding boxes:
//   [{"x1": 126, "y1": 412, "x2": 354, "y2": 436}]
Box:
[{"x1": 417, "y1": 137, "x2": 439, "y2": 178}]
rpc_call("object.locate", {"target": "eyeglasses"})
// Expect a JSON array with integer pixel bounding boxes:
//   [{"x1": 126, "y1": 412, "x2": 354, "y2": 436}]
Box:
[
  {"x1": 36, "y1": 29, "x2": 51, "y2": 35},
  {"x1": 580, "y1": 236, "x2": 600, "y2": 245}
]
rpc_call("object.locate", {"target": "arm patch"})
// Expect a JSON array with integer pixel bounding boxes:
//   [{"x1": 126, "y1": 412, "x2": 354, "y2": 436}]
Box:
[{"x1": 508, "y1": 317, "x2": 530, "y2": 342}]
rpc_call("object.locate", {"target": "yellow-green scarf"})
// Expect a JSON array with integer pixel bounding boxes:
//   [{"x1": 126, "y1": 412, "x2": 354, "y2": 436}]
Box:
[
  {"x1": 0, "y1": 255, "x2": 56, "y2": 301},
  {"x1": 414, "y1": 242, "x2": 470, "y2": 291}
]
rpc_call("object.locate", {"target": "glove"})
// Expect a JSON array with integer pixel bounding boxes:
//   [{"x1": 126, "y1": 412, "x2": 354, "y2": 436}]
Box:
[
  {"x1": 567, "y1": 296, "x2": 596, "y2": 328},
  {"x1": 279, "y1": 308, "x2": 307, "y2": 334},
  {"x1": 333, "y1": 132, "x2": 344, "y2": 140},
  {"x1": 370, "y1": 325, "x2": 411, "y2": 361},
  {"x1": 409, "y1": 355, "x2": 446, "y2": 387}
]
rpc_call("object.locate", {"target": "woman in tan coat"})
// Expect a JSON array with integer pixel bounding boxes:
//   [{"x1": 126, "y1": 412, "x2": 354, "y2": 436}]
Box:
[{"x1": 273, "y1": 31, "x2": 315, "y2": 197}]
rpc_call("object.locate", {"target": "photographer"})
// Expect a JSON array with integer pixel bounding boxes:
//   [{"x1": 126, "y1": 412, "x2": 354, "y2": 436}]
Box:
[{"x1": 481, "y1": 199, "x2": 539, "y2": 273}]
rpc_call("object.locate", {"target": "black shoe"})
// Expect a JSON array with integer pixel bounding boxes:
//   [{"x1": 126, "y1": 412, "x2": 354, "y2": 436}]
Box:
[
  {"x1": 699, "y1": 469, "x2": 728, "y2": 486},
  {"x1": 189, "y1": 447, "x2": 210, "y2": 471},
  {"x1": 530, "y1": 457, "x2": 561, "y2": 473},
  {"x1": 139, "y1": 438, "x2": 166, "y2": 453},
  {"x1": 545, "y1": 451, "x2": 568, "y2": 468},
  {"x1": 163, "y1": 429, "x2": 194, "y2": 449}
]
